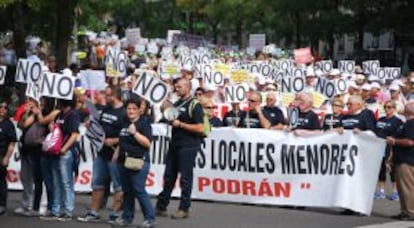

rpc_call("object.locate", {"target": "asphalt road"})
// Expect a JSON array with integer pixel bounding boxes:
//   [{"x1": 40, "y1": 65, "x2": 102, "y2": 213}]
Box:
[{"x1": 1, "y1": 191, "x2": 413, "y2": 228}]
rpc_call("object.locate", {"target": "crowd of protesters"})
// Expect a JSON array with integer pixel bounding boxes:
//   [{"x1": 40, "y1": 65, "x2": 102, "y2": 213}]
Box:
[{"x1": 0, "y1": 35, "x2": 413, "y2": 228}]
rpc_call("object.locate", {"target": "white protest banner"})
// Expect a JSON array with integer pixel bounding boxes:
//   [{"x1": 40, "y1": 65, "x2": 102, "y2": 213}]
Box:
[
  {"x1": 15, "y1": 59, "x2": 43, "y2": 83},
  {"x1": 249, "y1": 62, "x2": 277, "y2": 80},
  {"x1": 249, "y1": 34, "x2": 266, "y2": 50},
  {"x1": 281, "y1": 76, "x2": 305, "y2": 93},
  {"x1": 314, "y1": 78, "x2": 336, "y2": 99},
  {"x1": 315, "y1": 60, "x2": 333, "y2": 73},
  {"x1": 338, "y1": 60, "x2": 355, "y2": 74},
  {"x1": 80, "y1": 70, "x2": 106, "y2": 91},
  {"x1": 224, "y1": 85, "x2": 247, "y2": 103},
  {"x1": 125, "y1": 28, "x2": 141, "y2": 45},
  {"x1": 147, "y1": 42, "x2": 159, "y2": 54},
  {"x1": 105, "y1": 49, "x2": 128, "y2": 77},
  {"x1": 39, "y1": 72, "x2": 76, "y2": 100},
  {"x1": 294, "y1": 47, "x2": 312, "y2": 64},
  {"x1": 25, "y1": 82, "x2": 41, "y2": 102},
  {"x1": 362, "y1": 60, "x2": 380, "y2": 75},
  {"x1": 133, "y1": 72, "x2": 170, "y2": 106},
  {"x1": 0, "y1": 66, "x2": 6, "y2": 85},
  {"x1": 8, "y1": 125, "x2": 384, "y2": 215}
]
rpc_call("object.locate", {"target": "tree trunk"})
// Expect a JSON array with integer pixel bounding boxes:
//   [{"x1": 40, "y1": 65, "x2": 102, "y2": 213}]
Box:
[
  {"x1": 295, "y1": 11, "x2": 301, "y2": 48},
  {"x1": 12, "y1": 2, "x2": 26, "y2": 58},
  {"x1": 55, "y1": 0, "x2": 77, "y2": 71},
  {"x1": 236, "y1": 21, "x2": 243, "y2": 49},
  {"x1": 327, "y1": 30, "x2": 335, "y2": 59}
]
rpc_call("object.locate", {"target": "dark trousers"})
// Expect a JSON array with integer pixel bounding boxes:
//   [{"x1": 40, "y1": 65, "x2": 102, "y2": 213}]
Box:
[
  {"x1": 31, "y1": 151, "x2": 43, "y2": 211},
  {"x1": 156, "y1": 145, "x2": 199, "y2": 211},
  {"x1": 0, "y1": 164, "x2": 7, "y2": 207}
]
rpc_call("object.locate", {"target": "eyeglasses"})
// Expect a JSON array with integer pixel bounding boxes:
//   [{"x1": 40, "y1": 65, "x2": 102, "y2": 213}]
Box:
[
  {"x1": 204, "y1": 106, "x2": 214, "y2": 109},
  {"x1": 248, "y1": 99, "x2": 258, "y2": 103},
  {"x1": 384, "y1": 105, "x2": 394, "y2": 109},
  {"x1": 195, "y1": 92, "x2": 203, "y2": 96},
  {"x1": 346, "y1": 103, "x2": 353, "y2": 106},
  {"x1": 333, "y1": 104, "x2": 343, "y2": 108}
]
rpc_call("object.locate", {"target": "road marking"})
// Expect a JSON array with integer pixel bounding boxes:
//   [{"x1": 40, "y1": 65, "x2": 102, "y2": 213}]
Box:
[{"x1": 355, "y1": 221, "x2": 414, "y2": 228}]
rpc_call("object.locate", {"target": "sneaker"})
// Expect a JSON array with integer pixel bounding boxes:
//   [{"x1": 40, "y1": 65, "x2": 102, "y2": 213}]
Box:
[
  {"x1": 107, "y1": 212, "x2": 119, "y2": 224},
  {"x1": 374, "y1": 190, "x2": 386, "y2": 200},
  {"x1": 388, "y1": 192, "x2": 400, "y2": 201},
  {"x1": 113, "y1": 217, "x2": 131, "y2": 226},
  {"x1": 14, "y1": 207, "x2": 29, "y2": 215},
  {"x1": 170, "y1": 210, "x2": 189, "y2": 219},
  {"x1": 139, "y1": 220, "x2": 156, "y2": 228},
  {"x1": 78, "y1": 211, "x2": 100, "y2": 222},
  {"x1": 39, "y1": 213, "x2": 60, "y2": 221},
  {"x1": 155, "y1": 209, "x2": 168, "y2": 217},
  {"x1": 57, "y1": 214, "x2": 72, "y2": 222},
  {"x1": 23, "y1": 209, "x2": 40, "y2": 217}
]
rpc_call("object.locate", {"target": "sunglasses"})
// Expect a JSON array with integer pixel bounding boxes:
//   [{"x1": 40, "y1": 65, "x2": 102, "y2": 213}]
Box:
[
  {"x1": 248, "y1": 99, "x2": 258, "y2": 103},
  {"x1": 0, "y1": 105, "x2": 7, "y2": 109},
  {"x1": 384, "y1": 105, "x2": 394, "y2": 109},
  {"x1": 195, "y1": 92, "x2": 203, "y2": 96},
  {"x1": 204, "y1": 106, "x2": 214, "y2": 109}
]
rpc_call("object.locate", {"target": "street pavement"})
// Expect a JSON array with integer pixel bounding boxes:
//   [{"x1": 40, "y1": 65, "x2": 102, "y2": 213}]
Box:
[{"x1": 1, "y1": 191, "x2": 414, "y2": 228}]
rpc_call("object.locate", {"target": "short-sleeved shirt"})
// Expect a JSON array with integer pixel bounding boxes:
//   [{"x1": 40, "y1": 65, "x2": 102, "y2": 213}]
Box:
[
  {"x1": 99, "y1": 106, "x2": 126, "y2": 160},
  {"x1": 341, "y1": 109, "x2": 376, "y2": 131},
  {"x1": 0, "y1": 119, "x2": 17, "y2": 157},
  {"x1": 322, "y1": 114, "x2": 343, "y2": 131},
  {"x1": 294, "y1": 110, "x2": 320, "y2": 130},
  {"x1": 262, "y1": 106, "x2": 285, "y2": 127},
  {"x1": 376, "y1": 115, "x2": 403, "y2": 139},
  {"x1": 393, "y1": 119, "x2": 414, "y2": 166},
  {"x1": 119, "y1": 116, "x2": 152, "y2": 162},
  {"x1": 223, "y1": 110, "x2": 243, "y2": 127},
  {"x1": 239, "y1": 111, "x2": 262, "y2": 128},
  {"x1": 171, "y1": 98, "x2": 204, "y2": 147},
  {"x1": 209, "y1": 117, "x2": 223, "y2": 127},
  {"x1": 56, "y1": 110, "x2": 80, "y2": 146}
]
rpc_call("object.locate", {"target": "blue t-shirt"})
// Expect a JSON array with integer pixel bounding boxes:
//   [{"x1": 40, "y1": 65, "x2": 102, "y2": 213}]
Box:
[
  {"x1": 322, "y1": 114, "x2": 343, "y2": 131},
  {"x1": 99, "y1": 106, "x2": 126, "y2": 160},
  {"x1": 393, "y1": 119, "x2": 414, "y2": 166},
  {"x1": 341, "y1": 109, "x2": 376, "y2": 132},
  {"x1": 239, "y1": 110, "x2": 262, "y2": 128},
  {"x1": 209, "y1": 116, "x2": 223, "y2": 127},
  {"x1": 376, "y1": 115, "x2": 403, "y2": 139},
  {"x1": 294, "y1": 110, "x2": 320, "y2": 130},
  {"x1": 119, "y1": 116, "x2": 152, "y2": 162},
  {"x1": 56, "y1": 110, "x2": 80, "y2": 143},
  {"x1": 171, "y1": 98, "x2": 204, "y2": 147},
  {"x1": 222, "y1": 110, "x2": 243, "y2": 127}
]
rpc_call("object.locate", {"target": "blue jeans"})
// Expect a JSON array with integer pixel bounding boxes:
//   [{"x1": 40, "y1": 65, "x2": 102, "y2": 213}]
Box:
[
  {"x1": 92, "y1": 156, "x2": 122, "y2": 192},
  {"x1": 40, "y1": 155, "x2": 54, "y2": 212},
  {"x1": 121, "y1": 161, "x2": 155, "y2": 223},
  {"x1": 51, "y1": 148, "x2": 75, "y2": 216},
  {"x1": 156, "y1": 145, "x2": 199, "y2": 211}
]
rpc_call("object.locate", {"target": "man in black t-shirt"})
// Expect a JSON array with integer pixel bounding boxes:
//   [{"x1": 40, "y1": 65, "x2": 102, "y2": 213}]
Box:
[
  {"x1": 239, "y1": 91, "x2": 270, "y2": 129},
  {"x1": 386, "y1": 102, "x2": 414, "y2": 221},
  {"x1": 340, "y1": 95, "x2": 376, "y2": 133},
  {"x1": 78, "y1": 86, "x2": 125, "y2": 223},
  {"x1": 292, "y1": 92, "x2": 320, "y2": 134},
  {"x1": 262, "y1": 92, "x2": 286, "y2": 130},
  {"x1": 156, "y1": 79, "x2": 204, "y2": 219}
]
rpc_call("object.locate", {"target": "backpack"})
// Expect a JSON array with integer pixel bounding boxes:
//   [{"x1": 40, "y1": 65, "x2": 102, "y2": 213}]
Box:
[
  {"x1": 188, "y1": 99, "x2": 211, "y2": 138},
  {"x1": 42, "y1": 122, "x2": 64, "y2": 155}
]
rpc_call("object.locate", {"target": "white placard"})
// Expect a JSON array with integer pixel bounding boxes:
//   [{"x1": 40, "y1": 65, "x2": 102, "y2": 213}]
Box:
[
  {"x1": 105, "y1": 49, "x2": 128, "y2": 77},
  {"x1": 15, "y1": 59, "x2": 43, "y2": 83},
  {"x1": 80, "y1": 70, "x2": 106, "y2": 90},
  {"x1": 249, "y1": 34, "x2": 266, "y2": 50},
  {"x1": 132, "y1": 72, "x2": 170, "y2": 105},
  {"x1": 224, "y1": 85, "x2": 247, "y2": 103},
  {"x1": 281, "y1": 76, "x2": 305, "y2": 93},
  {"x1": 362, "y1": 60, "x2": 380, "y2": 75},
  {"x1": 338, "y1": 60, "x2": 355, "y2": 74},
  {"x1": 39, "y1": 72, "x2": 76, "y2": 100},
  {"x1": 315, "y1": 60, "x2": 333, "y2": 73},
  {"x1": 315, "y1": 78, "x2": 336, "y2": 98},
  {"x1": 126, "y1": 28, "x2": 141, "y2": 46}
]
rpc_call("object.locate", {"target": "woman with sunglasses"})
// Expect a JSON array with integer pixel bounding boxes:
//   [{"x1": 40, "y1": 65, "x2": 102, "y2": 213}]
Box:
[
  {"x1": 201, "y1": 97, "x2": 222, "y2": 127},
  {"x1": 322, "y1": 98, "x2": 344, "y2": 131},
  {"x1": 374, "y1": 100, "x2": 403, "y2": 201}
]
